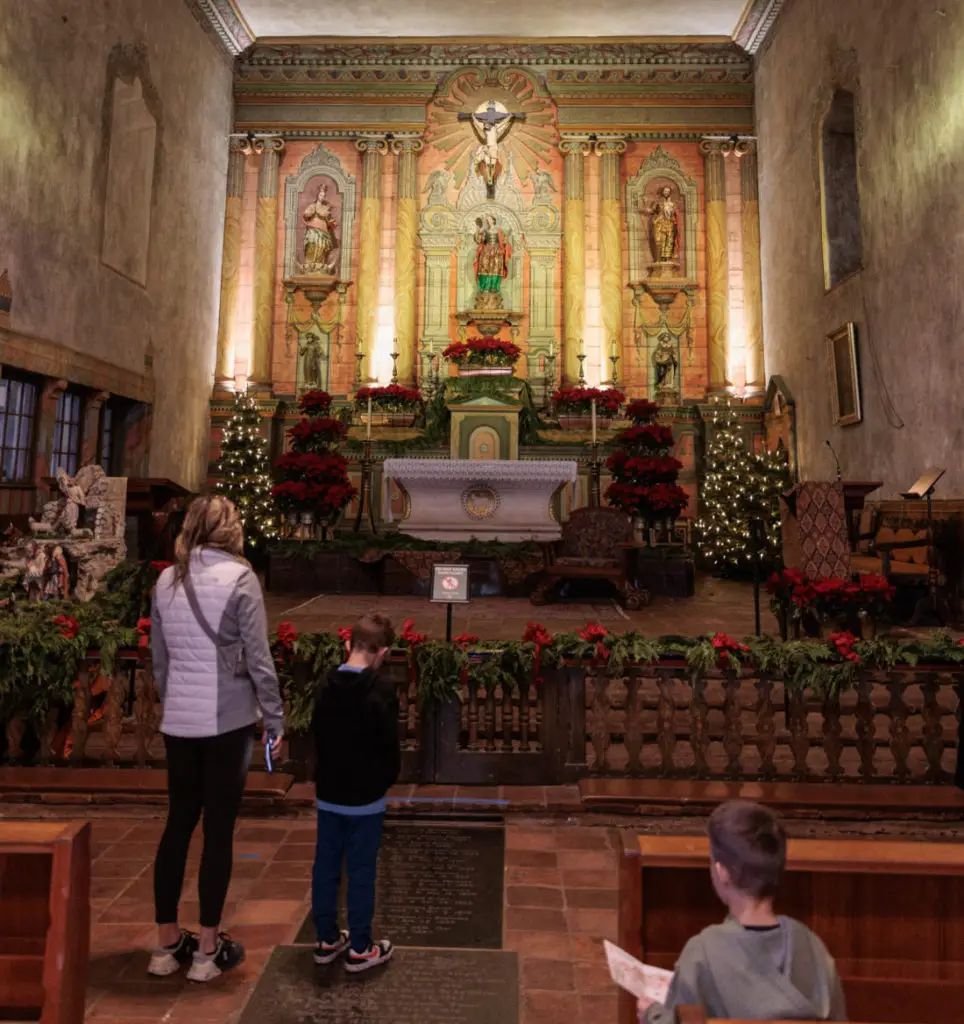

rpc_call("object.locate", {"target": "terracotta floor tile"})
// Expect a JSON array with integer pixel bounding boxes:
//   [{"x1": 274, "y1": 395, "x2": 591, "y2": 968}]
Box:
[
  {"x1": 89, "y1": 924, "x2": 156, "y2": 956},
  {"x1": 564, "y1": 887, "x2": 618, "y2": 910},
  {"x1": 507, "y1": 885, "x2": 565, "y2": 909},
  {"x1": 230, "y1": 859, "x2": 268, "y2": 880},
  {"x1": 118, "y1": 874, "x2": 157, "y2": 900},
  {"x1": 505, "y1": 786, "x2": 547, "y2": 807},
  {"x1": 503, "y1": 929, "x2": 572, "y2": 960},
  {"x1": 229, "y1": 898, "x2": 306, "y2": 925},
  {"x1": 121, "y1": 823, "x2": 167, "y2": 842},
  {"x1": 271, "y1": 843, "x2": 316, "y2": 862},
  {"x1": 222, "y1": 923, "x2": 295, "y2": 948},
  {"x1": 97, "y1": 841, "x2": 159, "y2": 860},
  {"x1": 97, "y1": 900, "x2": 157, "y2": 925},
  {"x1": 506, "y1": 906, "x2": 568, "y2": 932},
  {"x1": 92, "y1": 859, "x2": 149, "y2": 879},
  {"x1": 505, "y1": 866, "x2": 563, "y2": 887},
  {"x1": 246, "y1": 878, "x2": 311, "y2": 901},
  {"x1": 544, "y1": 785, "x2": 582, "y2": 808},
  {"x1": 506, "y1": 849, "x2": 558, "y2": 869},
  {"x1": 90, "y1": 821, "x2": 137, "y2": 842},
  {"x1": 507, "y1": 828, "x2": 559, "y2": 851},
  {"x1": 556, "y1": 849, "x2": 616, "y2": 872},
  {"x1": 563, "y1": 868, "x2": 619, "y2": 890},
  {"x1": 91, "y1": 876, "x2": 135, "y2": 900},
  {"x1": 86, "y1": 982, "x2": 180, "y2": 1020},
  {"x1": 566, "y1": 907, "x2": 618, "y2": 938},
  {"x1": 523, "y1": 957, "x2": 576, "y2": 992},
  {"x1": 554, "y1": 827, "x2": 613, "y2": 851},
  {"x1": 261, "y1": 860, "x2": 313, "y2": 880},
  {"x1": 234, "y1": 825, "x2": 291, "y2": 842}
]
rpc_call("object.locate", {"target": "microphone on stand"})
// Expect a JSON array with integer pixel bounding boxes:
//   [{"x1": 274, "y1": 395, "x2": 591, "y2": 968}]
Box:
[{"x1": 825, "y1": 440, "x2": 842, "y2": 480}]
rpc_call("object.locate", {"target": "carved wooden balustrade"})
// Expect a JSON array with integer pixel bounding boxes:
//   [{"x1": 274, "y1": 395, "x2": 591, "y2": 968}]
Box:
[
  {"x1": 1, "y1": 654, "x2": 961, "y2": 786},
  {"x1": 583, "y1": 663, "x2": 962, "y2": 783}
]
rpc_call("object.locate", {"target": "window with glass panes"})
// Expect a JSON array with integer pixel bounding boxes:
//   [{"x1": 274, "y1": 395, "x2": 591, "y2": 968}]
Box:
[
  {"x1": 51, "y1": 389, "x2": 83, "y2": 476},
  {"x1": 99, "y1": 403, "x2": 114, "y2": 473},
  {"x1": 0, "y1": 376, "x2": 38, "y2": 483}
]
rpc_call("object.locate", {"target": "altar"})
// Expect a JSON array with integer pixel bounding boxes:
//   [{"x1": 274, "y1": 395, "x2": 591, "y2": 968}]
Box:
[{"x1": 382, "y1": 458, "x2": 578, "y2": 542}]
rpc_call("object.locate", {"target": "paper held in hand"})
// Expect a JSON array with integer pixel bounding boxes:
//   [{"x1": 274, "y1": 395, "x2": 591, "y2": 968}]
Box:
[{"x1": 604, "y1": 940, "x2": 672, "y2": 1003}]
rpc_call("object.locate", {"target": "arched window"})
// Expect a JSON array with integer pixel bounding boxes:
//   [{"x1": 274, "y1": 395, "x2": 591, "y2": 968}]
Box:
[{"x1": 820, "y1": 89, "x2": 863, "y2": 288}]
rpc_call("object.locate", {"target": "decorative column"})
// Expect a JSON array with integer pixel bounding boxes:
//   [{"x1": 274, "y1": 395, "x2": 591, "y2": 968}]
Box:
[
  {"x1": 34, "y1": 378, "x2": 67, "y2": 486},
  {"x1": 739, "y1": 139, "x2": 765, "y2": 398},
  {"x1": 355, "y1": 135, "x2": 388, "y2": 384},
  {"x1": 81, "y1": 391, "x2": 110, "y2": 468},
  {"x1": 700, "y1": 138, "x2": 731, "y2": 395},
  {"x1": 251, "y1": 138, "x2": 284, "y2": 389},
  {"x1": 214, "y1": 143, "x2": 246, "y2": 389},
  {"x1": 595, "y1": 135, "x2": 628, "y2": 375},
  {"x1": 560, "y1": 136, "x2": 590, "y2": 385},
  {"x1": 392, "y1": 135, "x2": 424, "y2": 386}
]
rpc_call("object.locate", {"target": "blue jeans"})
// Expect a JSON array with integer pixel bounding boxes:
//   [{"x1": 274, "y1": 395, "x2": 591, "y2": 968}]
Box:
[{"x1": 311, "y1": 809, "x2": 384, "y2": 953}]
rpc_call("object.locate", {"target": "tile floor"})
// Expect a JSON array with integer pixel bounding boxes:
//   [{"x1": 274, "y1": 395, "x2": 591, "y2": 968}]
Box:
[{"x1": 80, "y1": 814, "x2": 622, "y2": 1023}]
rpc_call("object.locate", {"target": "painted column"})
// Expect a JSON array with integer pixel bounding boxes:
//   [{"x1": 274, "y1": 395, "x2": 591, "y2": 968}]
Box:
[
  {"x1": 560, "y1": 136, "x2": 590, "y2": 385},
  {"x1": 81, "y1": 391, "x2": 109, "y2": 468},
  {"x1": 392, "y1": 135, "x2": 424, "y2": 386},
  {"x1": 595, "y1": 135, "x2": 628, "y2": 374},
  {"x1": 251, "y1": 138, "x2": 284, "y2": 389},
  {"x1": 214, "y1": 143, "x2": 246, "y2": 389},
  {"x1": 740, "y1": 139, "x2": 765, "y2": 398},
  {"x1": 355, "y1": 135, "x2": 388, "y2": 383},
  {"x1": 700, "y1": 138, "x2": 731, "y2": 395}
]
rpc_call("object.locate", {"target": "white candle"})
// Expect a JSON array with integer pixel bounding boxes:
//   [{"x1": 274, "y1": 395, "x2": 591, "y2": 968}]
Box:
[
  {"x1": 366, "y1": 395, "x2": 372, "y2": 440},
  {"x1": 591, "y1": 399, "x2": 597, "y2": 445}
]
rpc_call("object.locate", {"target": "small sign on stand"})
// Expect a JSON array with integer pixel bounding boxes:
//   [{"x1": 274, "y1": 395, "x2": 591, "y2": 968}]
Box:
[{"x1": 431, "y1": 563, "x2": 470, "y2": 642}]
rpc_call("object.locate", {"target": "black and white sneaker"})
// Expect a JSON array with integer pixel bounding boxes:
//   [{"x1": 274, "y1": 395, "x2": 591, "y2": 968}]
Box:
[
  {"x1": 314, "y1": 929, "x2": 350, "y2": 965},
  {"x1": 186, "y1": 933, "x2": 246, "y2": 982},
  {"x1": 344, "y1": 939, "x2": 393, "y2": 974},
  {"x1": 148, "y1": 929, "x2": 199, "y2": 977}
]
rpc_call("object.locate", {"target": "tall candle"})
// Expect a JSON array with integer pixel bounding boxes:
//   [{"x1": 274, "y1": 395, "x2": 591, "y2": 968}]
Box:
[
  {"x1": 366, "y1": 395, "x2": 372, "y2": 440},
  {"x1": 591, "y1": 399, "x2": 597, "y2": 445}
]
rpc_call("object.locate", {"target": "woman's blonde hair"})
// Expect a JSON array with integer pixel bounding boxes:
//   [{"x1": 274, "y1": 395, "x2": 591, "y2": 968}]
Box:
[{"x1": 173, "y1": 495, "x2": 244, "y2": 585}]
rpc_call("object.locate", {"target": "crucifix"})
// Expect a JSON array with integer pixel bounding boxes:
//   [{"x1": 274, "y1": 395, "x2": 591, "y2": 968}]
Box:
[{"x1": 457, "y1": 100, "x2": 527, "y2": 198}]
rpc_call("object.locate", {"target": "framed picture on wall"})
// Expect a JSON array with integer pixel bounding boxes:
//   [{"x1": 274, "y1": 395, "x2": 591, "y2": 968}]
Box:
[{"x1": 827, "y1": 322, "x2": 862, "y2": 426}]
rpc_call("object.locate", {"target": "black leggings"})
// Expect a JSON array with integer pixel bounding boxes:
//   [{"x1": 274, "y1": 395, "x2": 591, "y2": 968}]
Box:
[{"x1": 154, "y1": 724, "x2": 254, "y2": 928}]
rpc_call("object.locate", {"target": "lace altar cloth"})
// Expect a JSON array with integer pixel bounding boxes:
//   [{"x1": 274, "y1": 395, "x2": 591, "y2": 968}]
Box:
[{"x1": 381, "y1": 458, "x2": 578, "y2": 542}]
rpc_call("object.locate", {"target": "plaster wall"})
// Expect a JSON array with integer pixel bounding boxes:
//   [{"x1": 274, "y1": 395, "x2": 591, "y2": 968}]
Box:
[
  {"x1": 0, "y1": 0, "x2": 233, "y2": 489},
  {"x1": 756, "y1": 0, "x2": 964, "y2": 497}
]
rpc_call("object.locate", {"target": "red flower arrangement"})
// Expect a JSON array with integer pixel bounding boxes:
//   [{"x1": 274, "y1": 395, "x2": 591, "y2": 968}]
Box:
[
  {"x1": 452, "y1": 632, "x2": 480, "y2": 647},
  {"x1": 443, "y1": 337, "x2": 521, "y2": 367},
  {"x1": 338, "y1": 626, "x2": 353, "y2": 644},
  {"x1": 273, "y1": 390, "x2": 356, "y2": 521},
  {"x1": 614, "y1": 423, "x2": 676, "y2": 449},
  {"x1": 828, "y1": 631, "x2": 860, "y2": 664},
  {"x1": 55, "y1": 615, "x2": 79, "y2": 640},
  {"x1": 625, "y1": 399, "x2": 660, "y2": 423},
  {"x1": 711, "y1": 631, "x2": 750, "y2": 666},
  {"x1": 355, "y1": 384, "x2": 423, "y2": 411},
  {"x1": 276, "y1": 622, "x2": 298, "y2": 649},
  {"x1": 523, "y1": 622, "x2": 553, "y2": 684},
  {"x1": 578, "y1": 622, "x2": 610, "y2": 662},
  {"x1": 552, "y1": 386, "x2": 625, "y2": 416},
  {"x1": 399, "y1": 618, "x2": 427, "y2": 645},
  {"x1": 136, "y1": 616, "x2": 151, "y2": 649}
]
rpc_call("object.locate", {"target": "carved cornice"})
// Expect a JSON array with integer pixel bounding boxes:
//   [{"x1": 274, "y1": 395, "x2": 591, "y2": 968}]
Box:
[
  {"x1": 733, "y1": 0, "x2": 788, "y2": 56},
  {"x1": 183, "y1": 0, "x2": 253, "y2": 57}
]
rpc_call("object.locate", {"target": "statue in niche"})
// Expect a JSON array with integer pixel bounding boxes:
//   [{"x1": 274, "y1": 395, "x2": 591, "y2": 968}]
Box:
[
  {"x1": 652, "y1": 332, "x2": 680, "y2": 396},
  {"x1": 299, "y1": 331, "x2": 325, "y2": 391},
  {"x1": 457, "y1": 100, "x2": 527, "y2": 199},
  {"x1": 301, "y1": 183, "x2": 337, "y2": 274},
  {"x1": 473, "y1": 213, "x2": 512, "y2": 311},
  {"x1": 643, "y1": 185, "x2": 681, "y2": 275}
]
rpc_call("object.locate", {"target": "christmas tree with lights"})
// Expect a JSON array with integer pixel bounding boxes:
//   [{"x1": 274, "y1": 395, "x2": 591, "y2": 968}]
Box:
[
  {"x1": 695, "y1": 399, "x2": 790, "y2": 576},
  {"x1": 215, "y1": 390, "x2": 278, "y2": 550}
]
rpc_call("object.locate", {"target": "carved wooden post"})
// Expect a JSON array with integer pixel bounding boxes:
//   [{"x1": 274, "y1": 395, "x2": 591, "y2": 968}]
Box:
[
  {"x1": 624, "y1": 670, "x2": 646, "y2": 776},
  {"x1": 103, "y1": 669, "x2": 127, "y2": 767},
  {"x1": 821, "y1": 694, "x2": 843, "y2": 780},
  {"x1": 134, "y1": 660, "x2": 157, "y2": 768},
  {"x1": 38, "y1": 707, "x2": 60, "y2": 765},
  {"x1": 854, "y1": 673, "x2": 876, "y2": 780},
  {"x1": 689, "y1": 675, "x2": 710, "y2": 778},
  {"x1": 920, "y1": 676, "x2": 946, "y2": 783},
  {"x1": 787, "y1": 688, "x2": 810, "y2": 779},
  {"x1": 656, "y1": 669, "x2": 676, "y2": 776},
  {"x1": 4, "y1": 712, "x2": 25, "y2": 763},
  {"x1": 722, "y1": 672, "x2": 743, "y2": 777},
  {"x1": 756, "y1": 675, "x2": 777, "y2": 778},
  {"x1": 70, "y1": 663, "x2": 92, "y2": 766},
  {"x1": 886, "y1": 674, "x2": 911, "y2": 782}
]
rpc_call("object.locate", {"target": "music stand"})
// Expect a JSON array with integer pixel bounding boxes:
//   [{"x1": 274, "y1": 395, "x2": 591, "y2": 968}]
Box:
[{"x1": 900, "y1": 468, "x2": 946, "y2": 625}]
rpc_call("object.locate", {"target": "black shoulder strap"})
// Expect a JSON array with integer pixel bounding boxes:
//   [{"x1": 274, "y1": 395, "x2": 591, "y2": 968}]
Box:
[{"x1": 182, "y1": 571, "x2": 220, "y2": 646}]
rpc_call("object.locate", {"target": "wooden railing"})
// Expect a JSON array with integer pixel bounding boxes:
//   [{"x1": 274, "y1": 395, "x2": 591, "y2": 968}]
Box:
[{"x1": 2, "y1": 655, "x2": 961, "y2": 786}]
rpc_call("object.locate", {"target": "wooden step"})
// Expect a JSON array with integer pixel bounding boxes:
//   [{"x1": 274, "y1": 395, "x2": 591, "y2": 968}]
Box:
[
  {"x1": 0, "y1": 767, "x2": 293, "y2": 806},
  {"x1": 580, "y1": 778, "x2": 964, "y2": 818}
]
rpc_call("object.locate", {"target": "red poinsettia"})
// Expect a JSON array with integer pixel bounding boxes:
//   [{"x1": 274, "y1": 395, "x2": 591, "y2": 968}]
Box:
[
  {"x1": 443, "y1": 338, "x2": 521, "y2": 366},
  {"x1": 288, "y1": 418, "x2": 347, "y2": 448},
  {"x1": 452, "y1": 632, "x2": 480, "y2": 647},
  {"x1": 624, "y1": 399, "x2": 660, "y2": 424},
  {"x1": 136, "y1": 616, "x2": 151, "y2": 650},
  {"x1": 54, "y1": 615, "x2": 79, "y2": 640},
  {"x1": 578, "y1": 622, "x2": 610, "y2": 662},
  {"x1": 276, "y1": 622, "x2": 297, "y2": 649},
  {"x1": 399, "y1": 618, "x2": 427, "y2": 645},
  {"x1": 711, "y1": 631, "x2": 749, "y2": 665},
  {"x1": 356, "y1": 384, "x2": 423, "y2": 410},
  {"x1": 338, "y1": 626, "x2": 353, "y2": 644},
  {"x1": 522, "y1": 623, "x2": 553, "y2": 647},
  {"x1": 553, "y1": 386, "x2": 625, "y2": 416},
  {"x1": 299, "y1": 390, "x2": 333, "y2": 416},
  {"x1": 828, "y1": 631, "x2": 860, "y2": 664},
  {"x1": 441, "y1": 341, "x2": 470, "y2": 361},
  {"x1": 614, "y1": 423, "x2": 675, "y2": 449}
]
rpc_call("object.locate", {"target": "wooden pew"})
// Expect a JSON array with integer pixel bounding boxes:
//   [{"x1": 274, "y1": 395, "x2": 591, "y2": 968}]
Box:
[
  {"x1": 618, "y1": 833, "x2": 964, "y2": 1024},
  {"x1": 0, "y1": 821, "x2": 90, "y2": 1023}
]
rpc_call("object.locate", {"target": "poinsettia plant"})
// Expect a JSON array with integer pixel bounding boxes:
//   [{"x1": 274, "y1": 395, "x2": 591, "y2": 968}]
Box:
[
  {"x1": 355, "y1": 384, "x2": 423, "y2": 412},
  {"x1": 442, "y1": 337, "x2": 521, "y2": 368},
  {"x1": 552, "y1": 386, "x2": 625, "y2": 416},
  {"x1": 272, "y1": 390, "x2": 356, "y2": 525},
  {"x1": 605, "y1": 398, "x2": 687, "y2": 523}
]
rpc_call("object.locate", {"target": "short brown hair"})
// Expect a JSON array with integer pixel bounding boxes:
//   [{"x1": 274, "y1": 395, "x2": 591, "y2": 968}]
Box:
[
  {"x1": 707, "y1": 801, "x2": 787, "y2": 899},
  {"x1": 348, "y1": 613, "x2": 394, "y2": 653}
]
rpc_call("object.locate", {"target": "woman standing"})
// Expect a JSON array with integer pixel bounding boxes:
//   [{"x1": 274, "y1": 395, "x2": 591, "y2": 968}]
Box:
[{"x1": 147, "y1": 495, "x2": 284, "y2": 982}]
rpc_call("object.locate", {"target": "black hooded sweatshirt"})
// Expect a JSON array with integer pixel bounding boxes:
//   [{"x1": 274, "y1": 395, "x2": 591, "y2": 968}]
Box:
[{"x1": 311, "y1": 666, "x2": 401, "y2": 807}]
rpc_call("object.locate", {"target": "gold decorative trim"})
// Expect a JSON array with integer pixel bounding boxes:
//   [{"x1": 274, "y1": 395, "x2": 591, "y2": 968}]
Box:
[{"x1": 461, "y1": 483, "x2": 501, "y2": 520}]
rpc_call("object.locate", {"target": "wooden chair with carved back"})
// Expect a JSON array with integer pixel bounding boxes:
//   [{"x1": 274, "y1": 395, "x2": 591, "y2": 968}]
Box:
[{"x1": 530, "y1": 505, "x2": 650, "y2": 609}]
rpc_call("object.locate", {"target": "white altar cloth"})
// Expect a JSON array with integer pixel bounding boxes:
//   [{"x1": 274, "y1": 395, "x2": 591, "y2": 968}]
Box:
[{"x1": 382, "y1": 458, "x2": 578, "y2": 541}]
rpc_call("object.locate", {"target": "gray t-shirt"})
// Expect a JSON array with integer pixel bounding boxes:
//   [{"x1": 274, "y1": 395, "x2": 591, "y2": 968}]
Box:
[{"x1": 644, "y1": 916, "x2": 847, "y2": 1023}]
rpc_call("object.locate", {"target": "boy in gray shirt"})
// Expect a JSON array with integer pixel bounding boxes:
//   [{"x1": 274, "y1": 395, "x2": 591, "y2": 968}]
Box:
[{"x1": 640, "y1": 801, "x2": 847, "y2": 1023}]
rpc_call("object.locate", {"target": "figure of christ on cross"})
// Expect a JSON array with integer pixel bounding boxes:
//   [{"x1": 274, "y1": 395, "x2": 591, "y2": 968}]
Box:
[{"x1": 457, "y1": 100, "x2": 527, "y2": 197}]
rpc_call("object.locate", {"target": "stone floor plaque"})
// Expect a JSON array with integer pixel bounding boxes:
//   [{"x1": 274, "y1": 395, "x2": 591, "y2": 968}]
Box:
[
  {"x1": 295, "y1": 819, "x2": 504, "y2": 949},
  {"x1": 239, "y1": 946, "x2": 519, "y2": 1024}
]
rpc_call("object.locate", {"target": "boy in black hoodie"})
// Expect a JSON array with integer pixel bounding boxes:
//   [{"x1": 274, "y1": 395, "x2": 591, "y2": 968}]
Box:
[{"x1": 310, "y1": 613, "x2": 400, "y2": 972}]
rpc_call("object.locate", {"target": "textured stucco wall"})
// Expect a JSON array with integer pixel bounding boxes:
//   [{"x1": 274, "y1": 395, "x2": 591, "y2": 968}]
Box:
[
  {"x1": 756, "y1": 0, "x2": 964, "y2": 497},
  {"x1": 0, "y1": 0, "x2": 233, "y2": 489}
]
